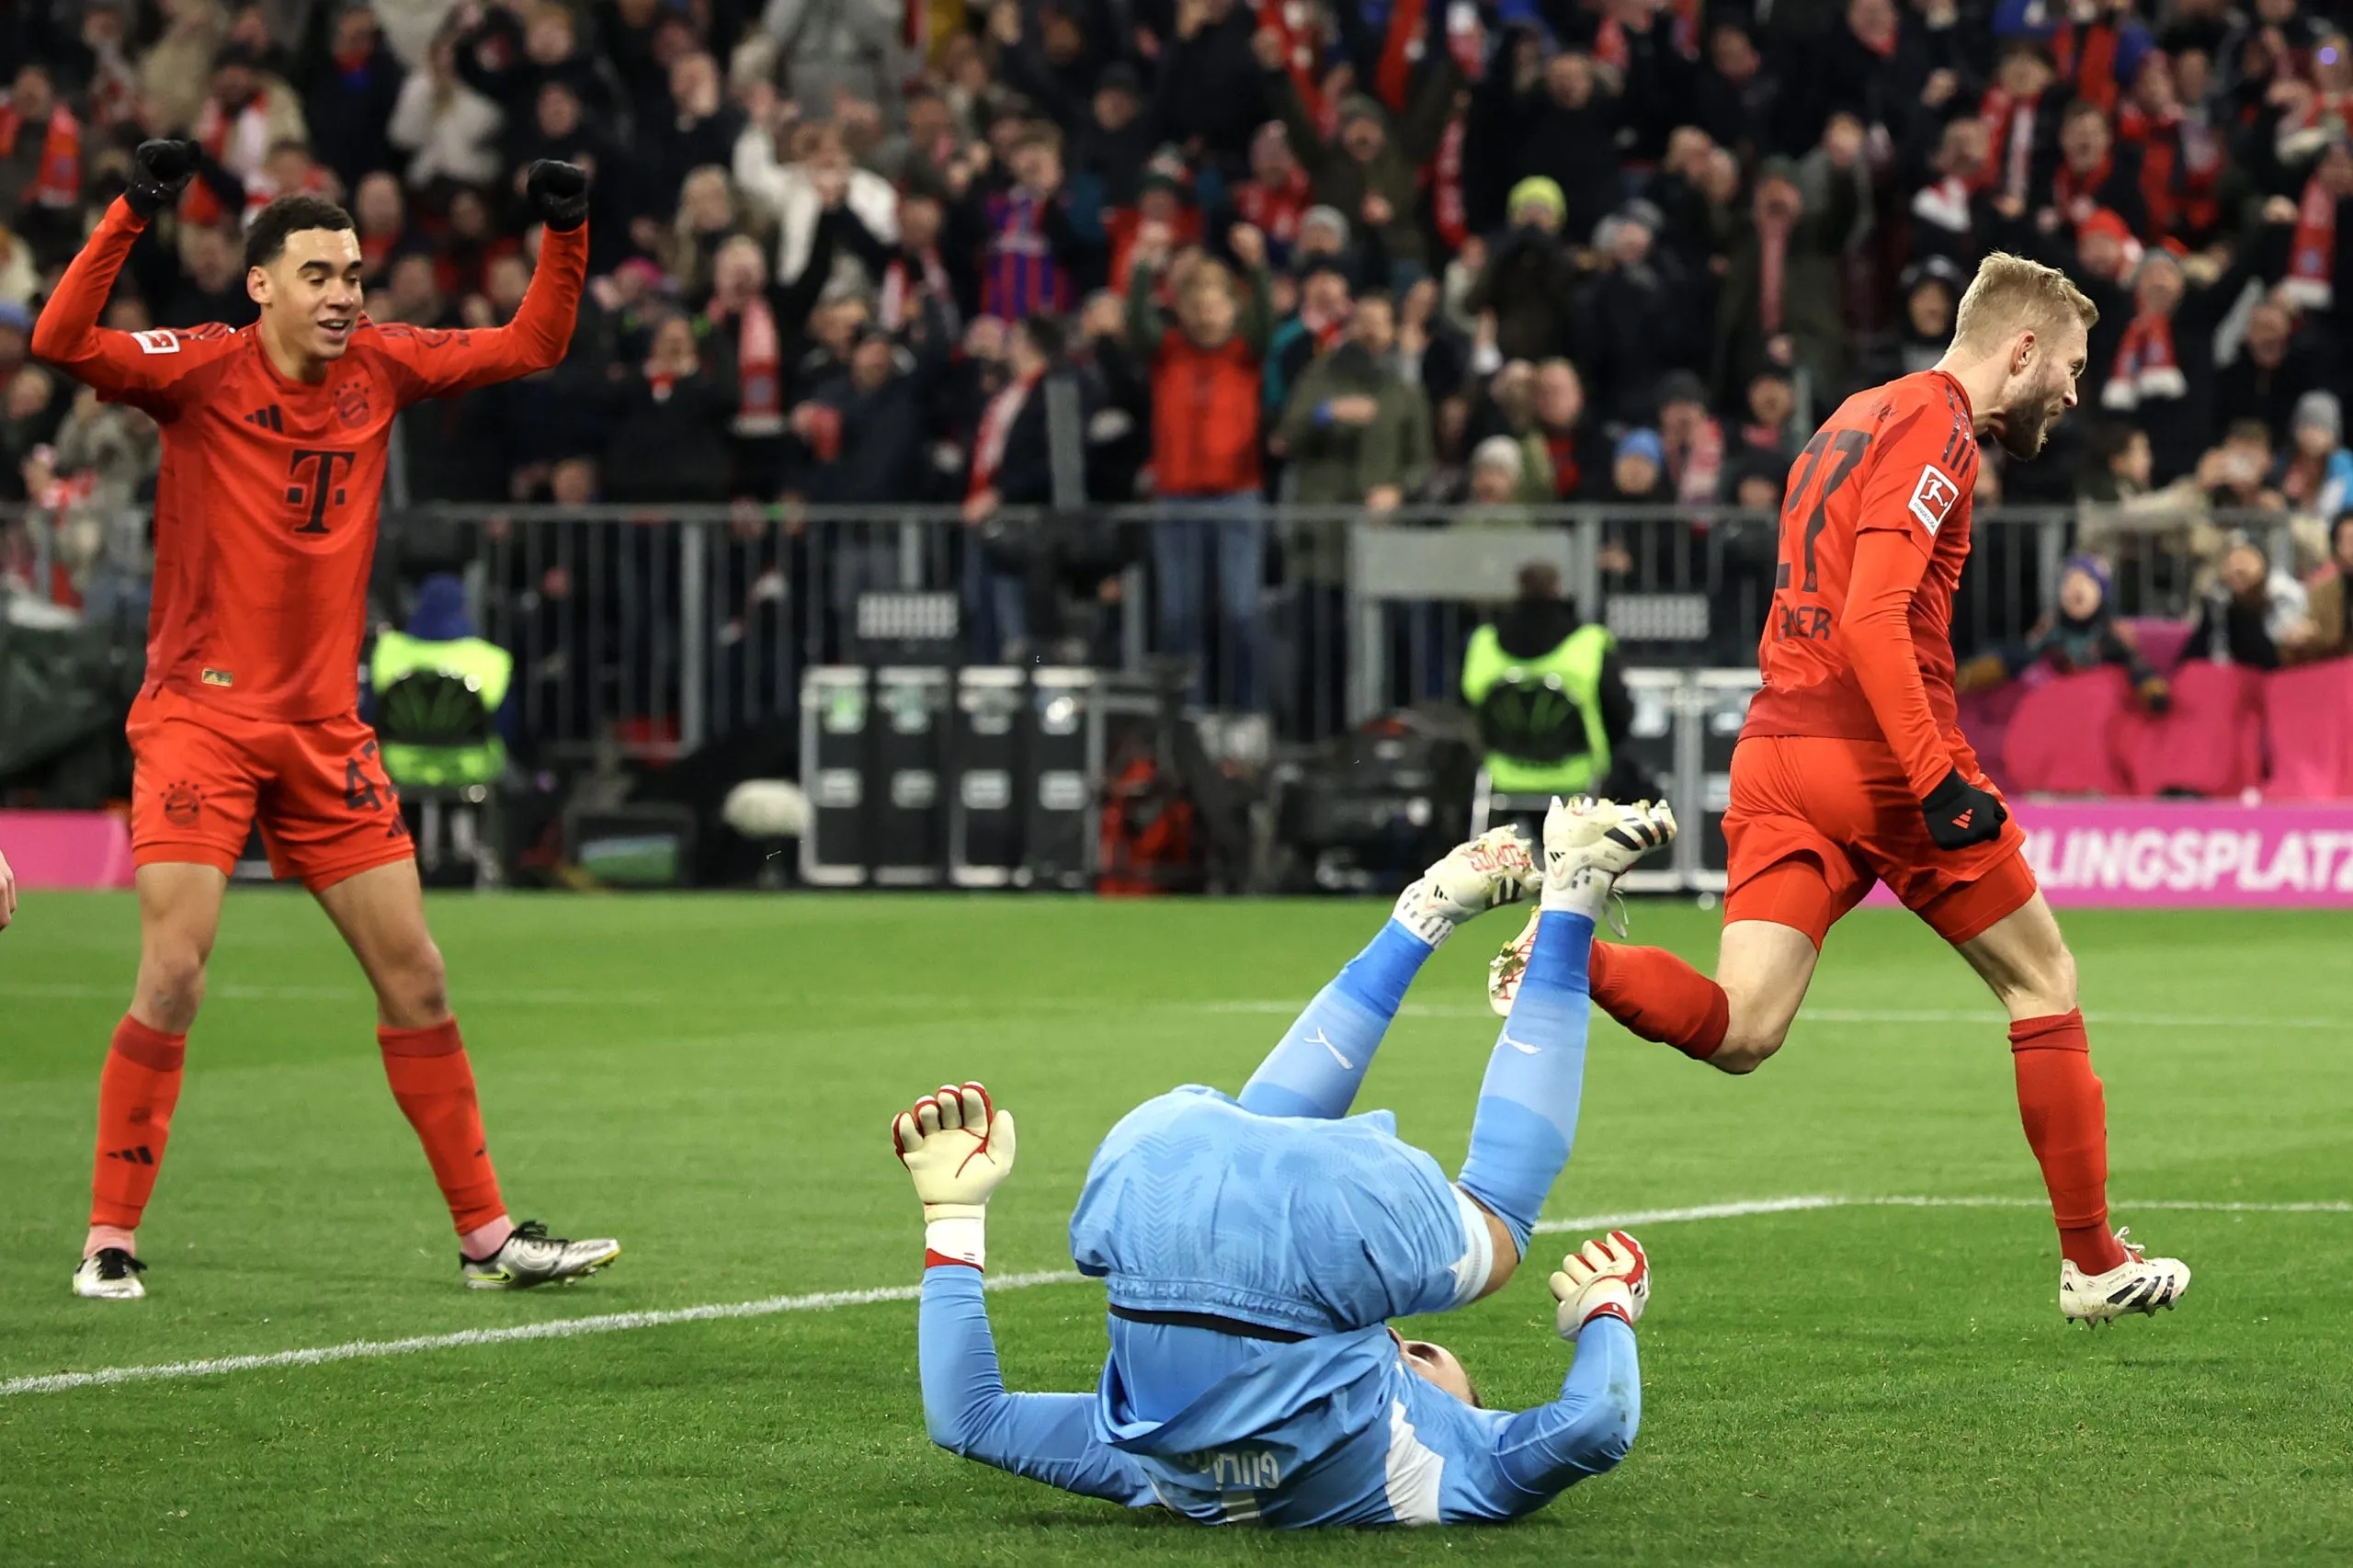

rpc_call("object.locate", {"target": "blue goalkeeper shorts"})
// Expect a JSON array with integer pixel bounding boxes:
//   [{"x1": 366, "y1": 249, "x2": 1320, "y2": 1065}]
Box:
[{"x1": 1067, "y1": 1086, "x2": 1492, "y2": 1337}]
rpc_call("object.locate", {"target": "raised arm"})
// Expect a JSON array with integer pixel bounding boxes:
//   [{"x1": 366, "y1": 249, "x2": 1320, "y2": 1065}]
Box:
[
  {"x1": 31, "y1": 192, "x2": 216, "y2": 416},
  {"x1": 896, "y1": 1084, "x2": 1153, "y2": 1509},
  {"x1": 372, "y1": 163, "x2": 588, "y2": 405},
  {"x1": 1838, "y1": 407, "x2": 1968, "y2": 800}
]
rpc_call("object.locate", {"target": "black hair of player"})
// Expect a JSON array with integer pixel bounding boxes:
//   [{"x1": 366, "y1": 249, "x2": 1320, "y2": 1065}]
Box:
[{"x1": 245, "y1": 196, "x2": 357, "y2": 271}]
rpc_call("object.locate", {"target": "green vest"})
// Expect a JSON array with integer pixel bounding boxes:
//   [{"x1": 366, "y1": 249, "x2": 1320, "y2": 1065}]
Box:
[
  {"x1": 1460, "y1": 620, "x2": 1614, "y2": 794},
  {"x1": 369, "y1": 631, "x2": 512, "y2": 790}
]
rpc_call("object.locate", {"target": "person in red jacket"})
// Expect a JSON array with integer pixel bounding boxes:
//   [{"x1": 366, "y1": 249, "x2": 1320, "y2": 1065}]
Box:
[
  {"x1": 1126, "y1": 222, "x2": 1275, "y2": 706},
  {"x1": 33, "y1": 141, "x2": 619, "y2": 1302}
]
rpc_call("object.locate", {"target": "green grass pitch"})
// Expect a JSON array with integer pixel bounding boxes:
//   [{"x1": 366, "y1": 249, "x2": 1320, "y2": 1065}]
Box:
[{"x1": 2, "y1": 892, "x2": 2349, "y2": 1566}]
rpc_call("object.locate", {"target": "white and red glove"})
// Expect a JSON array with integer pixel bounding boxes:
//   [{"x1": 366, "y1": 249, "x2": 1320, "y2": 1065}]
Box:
[
  {"x1": 1549, "y1": 1230, "x2": 1650, "y2": 1335},
  {"x1": 892, "y1": 1082, "x2": 1017, "y2": 1270}
]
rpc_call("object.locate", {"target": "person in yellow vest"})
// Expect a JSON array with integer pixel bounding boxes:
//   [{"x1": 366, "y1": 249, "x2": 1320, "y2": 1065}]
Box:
[
  {"x1": 1461, "y1": 562, "x2": 1635, "y2": 799},
  {"x1": 369, "y1": 574, "x2": 514, "y2": 790}
]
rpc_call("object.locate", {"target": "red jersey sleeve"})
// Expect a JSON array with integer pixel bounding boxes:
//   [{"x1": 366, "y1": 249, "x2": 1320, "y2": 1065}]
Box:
[
  {"x1": 1837, "y1": 399, "x2": 1976, "y2": 800},
  {"x1": 30, "y1": 199, "x2": 236, "y2": 416},
  {"x1": 365, "y1": 224, "x2": 586, "y2": 406}
]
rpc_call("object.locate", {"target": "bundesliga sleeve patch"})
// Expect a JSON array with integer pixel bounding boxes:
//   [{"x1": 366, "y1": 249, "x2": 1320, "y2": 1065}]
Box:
[
  {"x1": 1908, "y1": 463, "x2": 1961, "y2": 535},
  {"x1": 131, "y1": 329, "x2": 181, "y2": 355}
]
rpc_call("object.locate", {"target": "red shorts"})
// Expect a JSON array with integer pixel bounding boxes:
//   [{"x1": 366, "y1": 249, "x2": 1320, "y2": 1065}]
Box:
[
  {"x1": 1722, "y1": 733, "x2": 2037, "y2": 949},
  {"x1": 128, "y1": 687, "x2": 413, "y2": 892}
]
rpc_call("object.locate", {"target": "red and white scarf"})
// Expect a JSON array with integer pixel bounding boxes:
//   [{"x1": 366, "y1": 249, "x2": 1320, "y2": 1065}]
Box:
[
  {"x1": 1756, "y1": 207, "x2": 1793, "y2": 335},
  {"x1": 2052, "y1": 153, "x2": 2113, "y2": 226},
  {"x1": 1257, "y1": 1, "x2": 1328, "y2": 135},
  {"x1": 729, "y1": 293, "x2": 784, "y2": 437},
  {"x1": 0, "y1": 100, "x2": 82, "y2": 209},
  {"x1": 969, "y1": 369, "x2": 1040, "y2": 498},
  {"x1": 2101, "y1": 309, "x2": 2186, "y2": 409},
  {"x1": 1978, "y1": 85, "x2": 2039, "y2": 199},
  {"x1": 2283, "y1": 172, "x2": 2339, "y2": 311},
  {"x1": 880, "y1": 248, "x2": 957, "y2": 336},
  {"x1": 2120, "y1": 104, "x2": 2223, "y2": 244},
  {"x1": 1430, "y1": 110, "x2": 1467, "y2": 251},
  {"x1": 2050, "y1": 18, "x2": 2123, "y2": 115},
  {"x1": 1668, "y1": 417, "x2": 1723, "y2": 506},
  {"x1": 184, "y1": 90, "x2": 274, "y2": 226},
  {"x1": 1373, "y1": 0, "x2": 1427, "y2": 110},
  {"x1": 1233, "y1": 165, "x2": 1310, "y2": 247}
]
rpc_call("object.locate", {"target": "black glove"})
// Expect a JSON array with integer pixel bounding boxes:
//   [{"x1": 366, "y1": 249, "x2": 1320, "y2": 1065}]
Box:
[
  {"x1": 524, "y1": 160, "x2": 590, "y2": 232},
  {"x1": 126, "y1": 139, "x2": 198, "y2": 221},
  {"x1": 1920, "y1": 767, "x2": 2008, "y2": 851}
]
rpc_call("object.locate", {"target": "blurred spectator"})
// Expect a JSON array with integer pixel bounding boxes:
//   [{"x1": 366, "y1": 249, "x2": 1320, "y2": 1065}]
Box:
[
  {"x1": 736, "y1": 116, "x2": 899, "y2": 293},
  {"x1": 2212, "y1": 296, "x2": 2319, "y2": 439},
  {"x1": 1154, "y1": 0, "x2": 1268, "y2": 172},
  {"x1": 2189, "y1": 537, "x2": 2309, "y2": 670},
  {"x1": 977, "y1": 123, "x2": 1080, "y2": 319},
  {"x1": 0, "y1": 65, "x2": 85, "y2": 255},
  {"x1": 1529, "y1": 358, "x2": 1607, "y2": 500},
  {"x1": 795, "y1": 307, "x2": 952, "y2": 505},
  {"x1": 703, "y1": 218, "x2": 852, "y2": 497},
  {"x1": 1596, "y1": 426, "x2": 1670, "y2": 585},
  {"x1": 603, "y1": 312, "x2": 737, "y2": 505},
  {"x1": 1960, "y1": 555, "x2": 2169, "y2": 710},
  {"x1": 1277, "y1": 290, "x2": 1430, "y2": 513},
  {"x1": 1655, "y1": 371, "x2": 1725, "y2": 507},
  {"x1": 141, "y1": 0, "x2": 232, "y2": 141},
  {"x1": 351, "y1": 172, "x2": 409, "y2": 284},
  {"x1": 1130, "y1": 222, "x2": 1274, "y2": 704},
  {"x1": 1256, "y1": 23, "x2": 1464, "y2": 281},
  {"x1": 387, "y1": 33, "x2": 504, "y2": 189},
  {"x1": 1713, "y1": 153, "x2": 1858, "y2": 404},
  {"x1": 306, "y1": 6, "x2": 406, "y2": 194},
  {"x1": 638, "y1": 53, "x2": 745, "y2": 235},
  {"x1": 1487, "y1": 46, "x2": 1620, "y2": 253},
  {"x1": 759, "y1": 0, "x2": 911, "y2": 117},
  {"x1": 2097, "y1": 249, "x2": 2242, "y2": 483},
  {"x1": 1579, "y1": 199, "x2": 1688, "y2": 428},
  {"x1": 1468, "y1": 176, "x2": 1576, "y2": 364},
  {"x1": 2047, "y1": 97, "x2": 2148, "y2": 239},
  {"x1": 183, "y1": 42, "x2": 307, "y2": 228},
  {"x1": 2284, "y1": 510, "x2": 2353, "y2": 665},
  {"x1": 1233, "y1": 122, "x2": 1311, "y2": 263},
  {"x1": 157, "y1": 223, "x2": 254, "y2": 329},
  {"x1": 2278, "y1": 391, "x2": 2353, "y2": 520}
]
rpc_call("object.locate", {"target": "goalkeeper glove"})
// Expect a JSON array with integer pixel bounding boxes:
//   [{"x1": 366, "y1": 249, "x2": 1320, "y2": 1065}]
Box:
[
  {"x1": 1550, "y1": 1230, "x2": 1650, "y2": 1335},
  {"x1": 524, "y1": 159, "x2": 590, "y2": 231},
  {"x1": 126, "y1": 140, "x2": 198, "y2": 221},
  {"x1": 892, "y1": 1082, "x2": 1017, "y2": 1268},
  {"x1": 1920, "y1": 767, "x2": 2007, "y2": 851}
]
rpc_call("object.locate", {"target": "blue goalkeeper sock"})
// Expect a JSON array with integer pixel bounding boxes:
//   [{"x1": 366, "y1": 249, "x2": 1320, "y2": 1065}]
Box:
[
  {"x1": 1457, "y1": 909, "x2": 1597, "y2": 1255},
  {"x1": 1238, "y1": 919, "x2": 1432, "y2": 1119}
]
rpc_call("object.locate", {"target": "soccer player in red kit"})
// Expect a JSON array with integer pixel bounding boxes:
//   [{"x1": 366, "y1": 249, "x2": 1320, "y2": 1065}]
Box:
[
  {"x1": 38, "y1": 141, "x2": 620, "y2": 1300},
  {"x1": 1492, "y1": 255, "x2": 2189, "y2": 1324}
]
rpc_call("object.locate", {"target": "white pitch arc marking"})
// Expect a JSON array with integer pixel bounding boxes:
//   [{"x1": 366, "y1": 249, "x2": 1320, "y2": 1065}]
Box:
[{"x1": 6, "y1": 1195, "x2": 2345, "y2": 1400}]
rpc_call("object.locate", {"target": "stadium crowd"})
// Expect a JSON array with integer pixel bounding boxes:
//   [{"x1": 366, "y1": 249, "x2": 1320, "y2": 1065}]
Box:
[{"x1": 6, "y1": 0, "x2": 2353, "y2": 688}]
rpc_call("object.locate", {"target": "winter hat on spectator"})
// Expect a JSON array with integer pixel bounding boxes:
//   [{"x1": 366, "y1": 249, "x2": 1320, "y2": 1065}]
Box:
[
  {"x1": 1616, "y1": 198, "x2": 1665, "y2": 236},
  {"x1": 2060, "y1": 553, "x2": 2113, "y2": 608},
  {"x1": 1301, "y1": 205, "x2": 1351, "y2": 249},
  {"x1": 1338, "y1": 95, "x2": 1389, "y2": 131},
  {"x1": 2296, "y1": 390, "x2": 2344, "y2": 444},
  {"x1": 1616, "y1": 428, "x2": 1666, "y2": 468},
  {"x1": 406, "y1": 574, "x2": 473, "y2": 643},
  {"x1": 1506, "y1": 176, "x2": 1566, "y2": 226},
  {"x1": 1655, "y1": 369, "x2": 1711, "y2": 415},
  {"x1": 1098, "y1": 62, "x2": 1143, "y2": 101},
  {"x1": 1472, "y1": 435, "x2": 1527, "y2": 482},
  {"x1": 1141, "y1": 146, "x2": 1192, "y2": 197}
]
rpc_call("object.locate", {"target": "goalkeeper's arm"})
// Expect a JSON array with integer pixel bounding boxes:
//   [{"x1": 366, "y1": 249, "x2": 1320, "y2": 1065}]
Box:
[
  {"x1": 897, "y1": 1085, "x2": 1154, "y2": 1507},
  {"x1": 1485, "y1": 1233, "x2": 1648, "y2": 1503}
]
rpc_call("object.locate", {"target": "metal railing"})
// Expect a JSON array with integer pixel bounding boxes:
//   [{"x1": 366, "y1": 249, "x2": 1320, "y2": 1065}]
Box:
[{"x1": 4, "y1": 500, "x2": 2317, "y2": 760}]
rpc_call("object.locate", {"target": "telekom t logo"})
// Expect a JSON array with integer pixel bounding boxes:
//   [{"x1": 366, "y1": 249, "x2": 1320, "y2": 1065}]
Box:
[{"x1": 287, "y1": 449, "x2": 357, "y2": 535}]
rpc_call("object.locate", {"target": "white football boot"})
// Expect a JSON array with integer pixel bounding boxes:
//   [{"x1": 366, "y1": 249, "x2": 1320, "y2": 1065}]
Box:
[
  {"x1": 1390, "y1": 824, "x2": 1537, "y2": 947},
  {"x1": 72, "y1": 1247, "x2": 147, "y2": 1301},
  {"x1": 2059, "y1": 1228, "x2": 2190, "y2": 1324},
  {"x1": 1491, "y1": 798, "x2": 1678, "y2": 1013},
  {"x1": 461, "y1": 1221, "x2": 622, "y2": 1290}
]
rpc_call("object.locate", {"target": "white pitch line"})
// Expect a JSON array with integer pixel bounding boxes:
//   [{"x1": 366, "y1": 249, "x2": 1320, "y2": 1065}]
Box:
[
  {"x1": 6, "y1": 1193, "x2": 2345, "y2": 1400},
  {"x1": 0, "y1": 1268, "x2": 1083, "y2": 1398}
]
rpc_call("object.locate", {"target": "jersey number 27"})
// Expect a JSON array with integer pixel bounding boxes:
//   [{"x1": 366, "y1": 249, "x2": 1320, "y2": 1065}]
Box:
[{"x1": 1775, "y1": 428, "x2": 1870, "y2": 594}]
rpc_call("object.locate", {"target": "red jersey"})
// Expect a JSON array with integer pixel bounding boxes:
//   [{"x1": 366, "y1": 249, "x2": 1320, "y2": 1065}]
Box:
[
  {"x1": 1742, "y1": 369, "x2": 1983, "y2": 799},
  {"x1": 31, "y1": 200, "x2": 585, "y2": 722}
]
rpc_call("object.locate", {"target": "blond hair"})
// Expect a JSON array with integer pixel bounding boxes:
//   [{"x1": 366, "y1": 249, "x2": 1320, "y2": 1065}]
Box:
[{"x1": 1952, "y1": 251, "x2": 2100, "y2": 350}]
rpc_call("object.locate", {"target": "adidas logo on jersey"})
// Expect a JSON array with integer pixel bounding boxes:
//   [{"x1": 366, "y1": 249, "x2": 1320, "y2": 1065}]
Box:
[{"x1": 244, "y1": 405, "x2": 284, "y2": 432}]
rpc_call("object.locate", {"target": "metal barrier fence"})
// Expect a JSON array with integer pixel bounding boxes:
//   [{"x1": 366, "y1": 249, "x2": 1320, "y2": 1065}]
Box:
[{"x1": 2, "y1": 499, "x2": 2313, "y2": 760}]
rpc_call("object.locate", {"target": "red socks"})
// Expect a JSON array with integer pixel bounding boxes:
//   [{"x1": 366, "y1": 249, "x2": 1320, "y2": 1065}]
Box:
[
  {"x1": 2009, "y1": 1010, "x2": 2127, "y2": 1274},
  {"x1": 1589, "y1": 942, "x2": 1731, "y2": 1060},
  {"x1": 90, "y1": 1016, "x2": 188, "y2": 1233},
  {"x1": 379, "y1": 1019, "x2": 506, "y2": 1236}
]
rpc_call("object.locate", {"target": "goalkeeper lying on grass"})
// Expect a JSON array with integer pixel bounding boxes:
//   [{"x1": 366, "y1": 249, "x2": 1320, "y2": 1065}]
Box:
[{"x1": 894, "y1": 797, "x2": 1674, "y2": 1527}]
